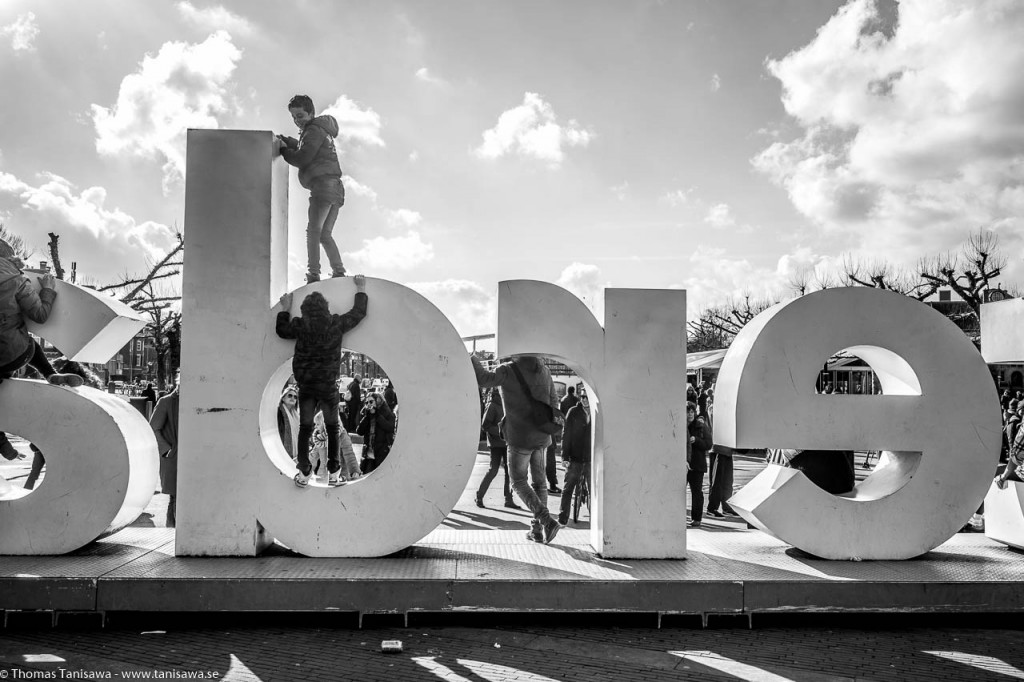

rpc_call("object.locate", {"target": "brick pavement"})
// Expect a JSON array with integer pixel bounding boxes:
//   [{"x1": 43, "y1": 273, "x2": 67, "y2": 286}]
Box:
[{"x1": 2, "y1": 624, "x2": 1024, "y2": 681}]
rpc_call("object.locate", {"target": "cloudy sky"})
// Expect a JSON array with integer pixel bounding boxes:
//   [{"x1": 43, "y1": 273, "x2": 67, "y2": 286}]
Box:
[{"x1": 1, "y1": 0, "x2": 1022, "y2": 339}]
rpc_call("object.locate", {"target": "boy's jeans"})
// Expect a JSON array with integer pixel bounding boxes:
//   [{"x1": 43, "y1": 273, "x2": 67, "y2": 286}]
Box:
[
  {"x1": 306, "y1": 177, "x2": 346, "y2": 279},
  {"x1": 296, "y1": 387, "x2": 341, "y2": 476}
]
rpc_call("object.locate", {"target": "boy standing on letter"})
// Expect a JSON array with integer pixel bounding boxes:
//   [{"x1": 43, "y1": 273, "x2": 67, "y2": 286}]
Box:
[
  {"x1": 274, "y1": 94, "x2": 348, "y2": 283},
  {"x1": 277, "y1": 275, "x2": 368, "y2": 487}
]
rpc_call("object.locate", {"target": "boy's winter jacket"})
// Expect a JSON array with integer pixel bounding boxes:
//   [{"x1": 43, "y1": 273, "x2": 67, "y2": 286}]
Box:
[
  {"x1": 0, "y1": 258, "x2": 55, "y2": 367},
  {"x1": 280, "y1": 115, "x2": 343, "y2": 189},
  {"x1": 276, "y1": 292, "x2": 367, "y2": 390}
]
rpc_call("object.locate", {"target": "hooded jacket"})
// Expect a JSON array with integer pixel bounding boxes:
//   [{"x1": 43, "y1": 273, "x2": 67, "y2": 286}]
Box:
[
  {"x1": 280, "y1": 115, "x2": 343, "y2": 189},
  {"x1": 472, "y1": 355, "x2": 560, "y2": 450},
  {"x1": 561, "y1": 403, "x2": 591, "y2": 463},
  {"x1": 276, "y1": 290, "x2": 367, "y2": 390},
  {"x1": 0, "y1": 258, "x2": 55, "y2": 367}
]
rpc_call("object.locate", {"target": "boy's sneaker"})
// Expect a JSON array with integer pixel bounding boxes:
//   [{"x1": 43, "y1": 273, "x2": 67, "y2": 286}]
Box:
[
  {"x1": 305, "y1": 273, "x2": 320, "y2": 284},
  {"x1": 331, "y1": 267, "x2": 347, "y2": 278},
  {"x1": 294, "y1": 470, "x2": 311, "y2": 488},
  {"x1": 48, "y1": 373, "x2": 84, "y2": 388},
  {"x1": 328, "y1": 472, "x2": 345, "y2": 487}
]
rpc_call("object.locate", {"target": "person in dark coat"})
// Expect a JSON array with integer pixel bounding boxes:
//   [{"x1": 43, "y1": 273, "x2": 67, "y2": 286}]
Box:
[
  {"x1": 558, "y1": 393, "x2": 592, "y2": 525},
  {"x1": 277, "y1": 276, "x2": 367, "y2": 487},
  {"x1": 346, "y1": 375, "x2": 363, "y2": 433},
  {"x1": 475, "y1": 388, "x2": 518, "y2": 509},
  {"x1": 150, "y1": 369, "x2": 180, "y2": 527},
  {"x1": 383, "y1": 381, "x2": 398, "y2": 412},
  {"x1": 277, "y1": 384, "x2": 299, "y2": 460},
  {"x1": 686, "y1": 402, "x2": 712, "y2": 528},
  {"x1": 558, "y1": 385, "x2": 579, "y2": 416},
  {"x1": 142, "y1": 382, "x2": 157, "y2": 406},
  {"x1": 707, "y1": 444, "x2": 736, "y2": 517},
  {"x1": 783, "y1": 449, "x2": 855, "y2": 495},
  {"x1": 357, "y1": 392, "x2": 396, "y2": 473}
]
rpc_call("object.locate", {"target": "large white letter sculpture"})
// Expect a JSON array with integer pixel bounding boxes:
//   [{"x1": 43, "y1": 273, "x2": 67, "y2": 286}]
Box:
[
  {"x1": 716, "y1": 288, "x2": 1001, "y2": 560},
  {"x1": 981, "y1": 297, "x2": 1024, "y2": 549},
  {"x1": 0, "y1": 282, "x2": 154, "y2": 554},
  {"x1": 496, "y1": 281, "x2": 688, "y2": 558},
  {"x1": 177, "y1": 130, "x2": 479, "y2": 557}
]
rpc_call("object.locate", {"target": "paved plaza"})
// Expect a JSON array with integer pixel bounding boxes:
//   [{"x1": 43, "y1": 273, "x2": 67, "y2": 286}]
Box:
[{"x1": 3, "y1": 622, "x2": 1024, "y2": 681}]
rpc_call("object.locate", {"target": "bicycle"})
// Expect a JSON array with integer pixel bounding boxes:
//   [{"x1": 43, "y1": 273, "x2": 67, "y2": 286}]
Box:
[{"x1": 572, "y1": 466, "x2": 591, "y2": 523}]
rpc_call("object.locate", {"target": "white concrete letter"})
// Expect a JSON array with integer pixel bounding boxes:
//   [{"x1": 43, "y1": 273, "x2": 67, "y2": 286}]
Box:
[
  {"x1": 0, "y1": 281, "x2": 154, "y2": 555},
  {"x1": 716, "y1": 288, "x2": 1001, "y2": 560},
  {"x1": 497, "y1": 281, "x2": 688, "y2": 558},
  {"x1": 177, "y1": 130, "x2": 479, "y2": 557}
]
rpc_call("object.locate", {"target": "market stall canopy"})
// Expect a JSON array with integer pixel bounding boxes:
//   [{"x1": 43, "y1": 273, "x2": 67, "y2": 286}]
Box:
[{"x1": 687, "y1": 349, "x2": 729, "y2": 371}]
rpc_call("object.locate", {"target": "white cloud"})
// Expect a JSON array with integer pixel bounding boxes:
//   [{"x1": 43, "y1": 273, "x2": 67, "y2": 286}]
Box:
[
  {"x1": 704, "y1": 203, "x2": 735, "y2": 228},
  {"x1": 753, "y1": 0, "x2": 1024, "y2": 264},
  {"x1": 610, "y1": 181, "x2": 629, "y2": 201},
  {"x1": 1, "y1": 12, "x2": 39, "y2": 52},
  {"x1": 346, "y1": 230, "x2": 434, "y2": 270},
  {"x1": 556, "y1": 262, "x2": 607, "y2": 320},
  {"x1": 415, "y1": 67, "x2": 447, "y2": 86},
  {"x1": 408, "y1": 150, "x2": 419, "y2": 163},
  {"x1": 474, "y1": 92, "x2": 593, "y2": 167},
  {"x1": 344, "y1": 176, "x2": 379, "y2": 203},
  {"x1": 661, "y1": 187, "x2": 693, "y2": 207},
  {"x1": 408, "y1": 279, "x2": 496, "y2": 337},
  {"x1": 91, "y1": 31, "x2": 243, "y2": 194},
  {"x1": 710, "y1": 73, "x2": 721, "y2": 92},
  {"x1": 322, "y1": 95, "x2": 385, "y2": 147},
  {"x1": 175, "y1": 1, "x2": 254, "y2": 36},
  {"x1": 681, "y1": 245, "x2": 840, "y2": 315},
  {"x1": 387, "y1": 208, "x2": 422, "y2": 228},
  {"x1": 0, "y1": 170, "x2": 177, "y2": 276}
]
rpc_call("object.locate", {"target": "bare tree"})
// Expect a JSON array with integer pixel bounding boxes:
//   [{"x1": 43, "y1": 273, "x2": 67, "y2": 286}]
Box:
[
  {"x1": 918, "y1": 228, "x2": 1006, "y2": 317},
  {"x1": 97, "y1": 234, "x2": 184, "y2": 306},
  {"x1": 689, "y1": 294, "x2": 779, "y2": 350},
  {"x1": 45, "y1": 229, "x2": 185, "y2": 391},
  {"x1": 97, "y1": 234, "x2": 184, "y2": 391},
  {"x1": 788, "y1": 264, "x2": 839, "y2": 297},
  {"x1": 840, "y1": 255, "x2": 932, "y2": 299}
]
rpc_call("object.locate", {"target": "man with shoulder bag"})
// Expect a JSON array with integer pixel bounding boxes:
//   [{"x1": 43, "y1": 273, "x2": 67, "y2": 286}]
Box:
[{"x1": 471, "y1": 354, "x2": 564, "y2": 544}]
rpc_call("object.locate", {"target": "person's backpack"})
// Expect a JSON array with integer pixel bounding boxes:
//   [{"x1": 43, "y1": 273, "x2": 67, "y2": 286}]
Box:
[{"x1": 508, "y1": 362, "x2": 563, "y2": 435}]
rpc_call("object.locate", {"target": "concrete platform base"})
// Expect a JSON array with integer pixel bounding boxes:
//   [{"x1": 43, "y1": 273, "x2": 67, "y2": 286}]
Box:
[{"x1": 2, "y1": 526, "x2": 1021, "y2": 627}]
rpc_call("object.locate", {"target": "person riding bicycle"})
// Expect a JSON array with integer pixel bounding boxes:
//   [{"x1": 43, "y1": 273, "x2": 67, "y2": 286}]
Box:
[{"x1": 558, "y1": 392, "x2": 591, "y2": 525}]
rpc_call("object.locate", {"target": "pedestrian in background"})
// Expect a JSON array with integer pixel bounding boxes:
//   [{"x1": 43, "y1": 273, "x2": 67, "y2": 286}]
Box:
[
  {"x1": 475, "y1": 387, "x2": 518, "y2": 510},
  {"x1": 357, "y1": 392, "x2": 396, "y2": 473},
  {"x1": 150, "y1": 368, "x2": 180, "y2": 527},
  {"x1": 558, "y1": 392, "x2": 591, "y2": 525},
  {"x1": 686, "y1": 401, "x2": 712, "y2": 528},
  {"x1": 277, "y1": 384, "x2": 300, "y2": 460},
  {"x1": 707, "y1": 444, "x2": 736, "y2": 518}
]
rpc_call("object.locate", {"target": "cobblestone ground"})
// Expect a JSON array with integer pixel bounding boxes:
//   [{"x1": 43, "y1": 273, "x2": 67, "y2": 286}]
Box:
[{"x1": 2, "y1": 624, "x2": 1024, "y2": 681}]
